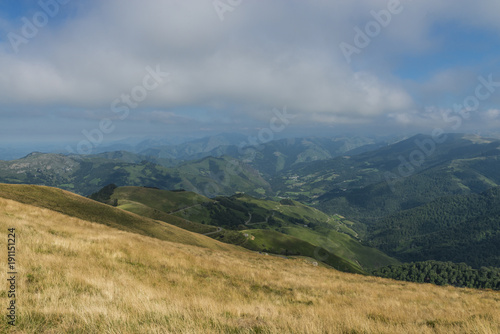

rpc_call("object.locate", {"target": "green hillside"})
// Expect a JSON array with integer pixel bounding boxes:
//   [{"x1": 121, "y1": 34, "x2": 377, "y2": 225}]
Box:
[
  {"x1": 88, "y1": 185, "x2": 397, "y2": 271},
  {"x1": 172, "y1": 192, "x2": 397, "y2": 270},
  {"x1": 240, "y1": 229, "x2": 365, "y2": 274},
  {"x1": 104, "y1": 186, "x2": 217, "y2": 234},
  {"x1": 111, "y1": 186, "x2": 213, "y2": 213},
  {"x1": 237, "y1": 136, "x2": 381, "y2": 176},
  {"x1": 0, "y1": 153, "x2": 182, "y2": 195},
  {"x1": 173, "y1": 156, "x2": 272, "y2": 196},
  {"x1": 281, "y1": 226, "x2": 399, "y2": 270},
  {"x1": 369, "y1": 187, "x2": 500, "y2": 268}
]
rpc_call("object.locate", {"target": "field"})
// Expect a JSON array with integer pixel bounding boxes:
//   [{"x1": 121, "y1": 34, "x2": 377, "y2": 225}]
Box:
[{"x1": 1, "y1": 194, "x2": 499, "y2": 333}]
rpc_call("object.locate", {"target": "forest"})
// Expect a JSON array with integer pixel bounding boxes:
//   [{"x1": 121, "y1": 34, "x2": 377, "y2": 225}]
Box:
[{"x1": 372, "y1": 261, "x2": 500, "y2": 290}]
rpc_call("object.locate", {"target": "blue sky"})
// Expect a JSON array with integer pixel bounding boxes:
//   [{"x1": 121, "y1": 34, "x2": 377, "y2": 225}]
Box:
[{"x1": 1, "y1": 0, "x2": 500, "y2": 152}]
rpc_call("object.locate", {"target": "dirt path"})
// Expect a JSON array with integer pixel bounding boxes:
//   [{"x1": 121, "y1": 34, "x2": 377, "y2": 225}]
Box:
[
  {"x1": 202, "y1": 226, "x2": 223, "y2": 236},
  {"x1": 244, "y1": 211, "x2": 276, "y2": 226},
  {"x1": 168, "y1": 204, "x2": 202, "y2": 214}
]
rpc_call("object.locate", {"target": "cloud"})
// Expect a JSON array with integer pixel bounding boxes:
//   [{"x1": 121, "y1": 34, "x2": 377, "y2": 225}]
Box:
[
  {"x1": 131, "y1": 110, "x2": 193, "y2": 125},
  {"x1": 0, "y1": 0, "x2": 499, "y2": 137},
  {"x1": 483, "y1": 109, "x2": 500, "y2": 120}
]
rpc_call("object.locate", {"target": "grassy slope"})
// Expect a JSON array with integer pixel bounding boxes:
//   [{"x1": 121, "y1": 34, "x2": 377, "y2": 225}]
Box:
[
  {"x1": 281, "y1": 226, "x2": 399, "y2": 270},
  {"x1": 176, "y1": 193, "x2": 397, "y2": 270},
  {"x1": 238, "y1": 195, "x2": 359, "y2": 236},
  {"x1": 110, "y1": 186, "x2": 217, "y2": 234},
  {"x1": 241, "y1": 229, "x2": 365, "y2": 274},
  {"x1": 116, "y1": 200, "x2": 217, "y2": 234},
  {"x1": 0, "y1": 184, "x2": 234, "y2": 251},
  {"x1": 1, "y1": 197, "x2": 499, "y2": 333},
  {"x1": 111, "y1": 186, "x2": 213, "y2": 213}
]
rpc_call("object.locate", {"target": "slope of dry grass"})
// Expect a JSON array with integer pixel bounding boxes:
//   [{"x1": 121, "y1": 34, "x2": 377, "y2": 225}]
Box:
[
  {"x1": 0, "y1": 184, "x2": 236, "y2": 252},
  {"x1": 1, "y1": 197, "x2": 499, "y2": 333}
]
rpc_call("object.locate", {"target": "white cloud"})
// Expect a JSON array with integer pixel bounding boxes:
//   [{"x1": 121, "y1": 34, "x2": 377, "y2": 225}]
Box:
[
  {"x1": 483, "y1": 109, "x2": 500, "y2": 120},
  {"x1": 0, "y1": 0, "x2": 499, "y2": 133}
]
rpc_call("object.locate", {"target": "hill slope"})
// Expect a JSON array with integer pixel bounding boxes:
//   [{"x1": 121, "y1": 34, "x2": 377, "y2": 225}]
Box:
[
  {"x1": 369, "y1": 187, "x2": 500, "y2": 268},
  {"x1": 98, "y1": 185, "x2": 218, "y2": 234},
  {"x1": 95, "y1": 186, "x2": 386, "y2": 272},
  {"x1": 240, "y1": 229, "x2": 365, "y2": 274},
  {"x1": 165, "y1": 192, "x2": 398, "y2": 270},
  {"x1": 0, "y1": 184, "x2": 235, "y2": 251},
  {"x1": 1, "y1": 196, "x2": 499, "y2": 333}
]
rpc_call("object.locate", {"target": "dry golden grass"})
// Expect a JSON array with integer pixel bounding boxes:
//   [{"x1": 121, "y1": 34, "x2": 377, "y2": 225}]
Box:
[
  {"x1": 0, "y1": 184, "x2": 238, "y2": 252},
  {"x1": 1, "y1": 197, "x2": 499, "y2": 333}
]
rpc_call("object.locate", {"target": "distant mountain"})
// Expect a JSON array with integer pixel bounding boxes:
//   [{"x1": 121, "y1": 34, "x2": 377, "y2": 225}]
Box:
[
  {"x1": 238, "y1": 136, "x2": 384, "y2": 176},
  {"x1": 91, "y1": 151, "x2": 178, "y2": 167},
  {"x1": 172, "y1": 155, "x2": 272, "y2": 196},
  {"x1": 0, "y1": 153, "x2": 270, "y2": 197},
  {"x1": 368, "y1": 187, "x2": 500, "y2": 268},
  {"x1": 271, "y1": 134, "x2": 500, "y2": 221},
  {"x1": 138, "y1": 135, "x2": 387, "y2": 175},
  {"x1": 88, "y1": 135, "x2": 197, "y2": 154},
  {"x1": 139, "y1": 133, "x2": 249, "y2": 160},
  {"x1": 0, "y1": 144, "x2": 63, "y2": 160}
]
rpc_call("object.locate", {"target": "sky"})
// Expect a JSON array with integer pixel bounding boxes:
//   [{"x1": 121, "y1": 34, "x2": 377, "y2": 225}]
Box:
[{"x1": 1, "y1": 0, "x2": 500, "y2": 152}]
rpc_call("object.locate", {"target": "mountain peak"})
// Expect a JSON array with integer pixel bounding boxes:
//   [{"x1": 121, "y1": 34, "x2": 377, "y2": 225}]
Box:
[{"x1": 23, "y1": 151, "x2": 45, "y2": 158}]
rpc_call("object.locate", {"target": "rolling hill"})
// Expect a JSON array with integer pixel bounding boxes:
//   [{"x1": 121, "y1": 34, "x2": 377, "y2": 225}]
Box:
[
  {"x1": 89, "y1": 184, "x2": 218, "y2": 234},
  {"x1": 97, "y1": 186, "x2": 398, "y2": 271},
  {"x1": 198, "y1": 194, "x2": 398, "y2": 270}
]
